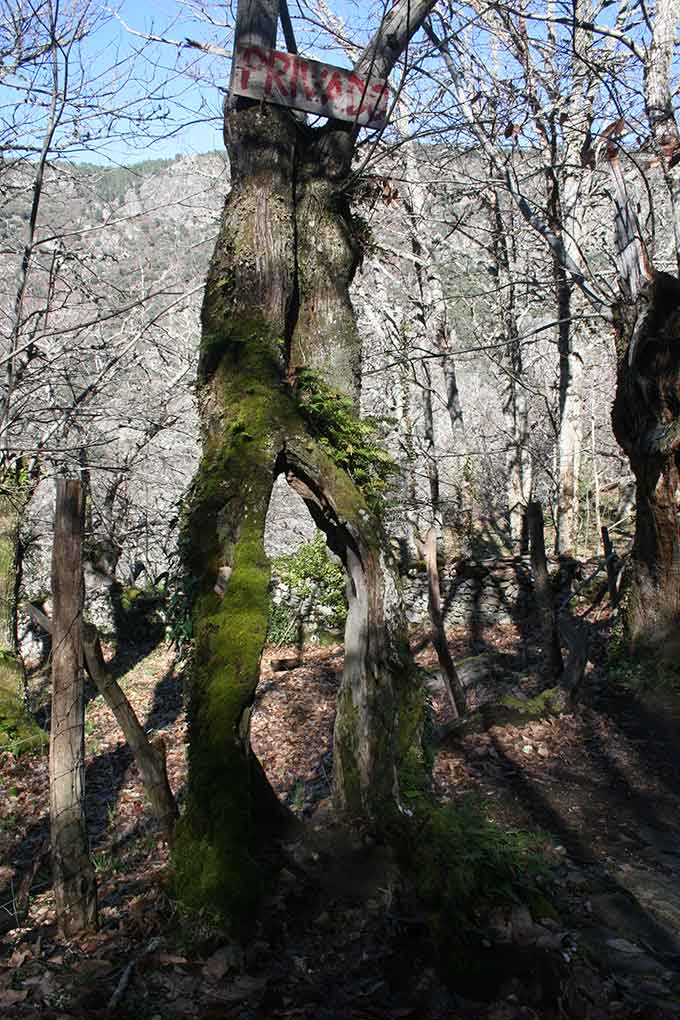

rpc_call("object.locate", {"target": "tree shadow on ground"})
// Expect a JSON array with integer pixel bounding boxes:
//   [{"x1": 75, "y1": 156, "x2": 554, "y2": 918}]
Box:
[
  {"x1": 30, "y1": 629, "x2": 167, "y2": 732},
  {"x1": 4, "y1": 655, "x2": 183, "y2": 892},
  {"x1": 485, "y1": 736, "x2": 680, "y2": 963},
  {"x1": 443, "y1": 695, "x2": 680, "y2": 958}
]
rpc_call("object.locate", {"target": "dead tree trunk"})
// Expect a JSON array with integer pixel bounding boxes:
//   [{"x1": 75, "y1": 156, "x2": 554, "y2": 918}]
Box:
[
  {"x1": 421, "y1": 527, "x2": 466, "y2": 717},
  {"x1": 83, "y1": 623, "x2": 178, "y2": 841},
  {"x1": 49, "y1": 478, "x2": 97, "y2": 937},
  {"x1": 527, "y1": 501, "x2": 564, "y2": 683}
]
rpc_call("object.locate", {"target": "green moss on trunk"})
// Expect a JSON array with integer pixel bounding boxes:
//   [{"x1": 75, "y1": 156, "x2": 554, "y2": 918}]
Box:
[
  {"x1": 173, "y1": 323, "x2": 294, "y2": 929},
  {"x1": 0, "y1": 655, "x2": 46, "y2": 754},
  {"x1": 173, "y1": 516, "x2": 272, "y2": 927}
]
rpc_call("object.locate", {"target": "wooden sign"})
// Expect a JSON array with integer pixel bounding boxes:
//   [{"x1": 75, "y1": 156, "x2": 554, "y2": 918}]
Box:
[{"x1": 232, "y1": 44, "x2": 389, "y2": 129}]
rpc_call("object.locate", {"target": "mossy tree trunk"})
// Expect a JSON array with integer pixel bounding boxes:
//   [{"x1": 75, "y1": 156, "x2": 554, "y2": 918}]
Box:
[
  {"x1": 175, "y1": 0, "x2": 436, "y2": 926},
  {"x1": 280, "y1": 437, "x2": 422, "y2": 822},
  {"x1": 0, "y1": 470, "x2": 44, "y2": 750}
]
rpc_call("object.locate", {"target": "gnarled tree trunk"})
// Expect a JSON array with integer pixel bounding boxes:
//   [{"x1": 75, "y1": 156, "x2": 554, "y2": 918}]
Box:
[
  {"x1": 606, "y1": 0, "x2": 680, "y2": 650},
  {"x1": 174, "y1": 0, "x2": 436, "y2": 925},
  {"x1": 611, "y1": 275, "x2": 680, "y2": 647}
]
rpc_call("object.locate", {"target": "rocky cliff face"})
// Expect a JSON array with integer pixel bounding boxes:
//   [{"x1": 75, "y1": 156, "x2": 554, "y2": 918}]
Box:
[{"x1": 11, "y1": 145, "x2": 638, "y2": 639}]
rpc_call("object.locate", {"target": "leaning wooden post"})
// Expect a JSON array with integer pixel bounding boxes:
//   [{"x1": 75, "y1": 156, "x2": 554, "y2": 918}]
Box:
[
  {"x1": 50, "y1": 478, "x2": 97, "y2": 937},
  {"x1": 601, "y1": 525, "x2": 619, "y2": 607},
  {"x1": 28, "y1": 603, "x2": 178, "y2": 843},
  {"x1": 527, "y1": 501, "x2": 564, "y2": 683},
  {"x1": 421, "y1": 527, "x2": 466, "y2": 717}
]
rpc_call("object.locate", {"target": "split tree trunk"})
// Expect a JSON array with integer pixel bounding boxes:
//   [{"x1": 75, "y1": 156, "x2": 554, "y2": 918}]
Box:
[
  {"x1": 173, "y1": 103, "x2": 420, "y2": 924},
  {"x1": 49, "y1": 478, "x2": 97, "y2": 937},
  {"x1": 174, "y1": 0, "x2": 437, "y2": 927}
]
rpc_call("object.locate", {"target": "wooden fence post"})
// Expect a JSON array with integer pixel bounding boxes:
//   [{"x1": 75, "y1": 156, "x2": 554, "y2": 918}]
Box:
[{"x1": 50, "y1": 478, "x2": 97, "y2": 937}]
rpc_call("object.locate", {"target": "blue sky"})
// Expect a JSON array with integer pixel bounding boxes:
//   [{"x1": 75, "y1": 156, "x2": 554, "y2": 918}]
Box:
[{"x1": 64, "y1": 0, "x2": 382, "y2": 164}]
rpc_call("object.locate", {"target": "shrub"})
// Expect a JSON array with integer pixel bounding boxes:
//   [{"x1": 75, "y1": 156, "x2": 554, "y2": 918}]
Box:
[
  {"x1": 271, "y1": 532, "x2": 347, "y2": 634},
  {"x1": 295, "y1": 368, "x2": 398, "y2": 513}
]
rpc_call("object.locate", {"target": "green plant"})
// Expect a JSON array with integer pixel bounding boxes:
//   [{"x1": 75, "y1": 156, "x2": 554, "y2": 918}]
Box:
[
  {"x1": 394, "y1": 741, "x2": 549, "y2": 959},
  {"x1": 607, "y1": 614, "x2": 680, "y2": 692},
  {"x1": 266, "y1": 601, "x2": 299, "y2": 646},
  {"x1": 272, "y1": 531, "x2": 347, "y2": 630},
  {"x1": 162, "y1": 573, "x2": 196, "y2": 659},
  {"x1": 170, "y1": 900, "x2": 225, "y2": 956},
  {"x1": 295, "y1": 368, "x2": 398, "y2": 513},
  {"x1": 288, "y1": 778, "x2": 305, "y2": 812},
  {"x1": 410, "y1": 796, "x2": 548, "y2": 923},
  {"x1": 92, "y1": 851, "x2": 121, "y2": 874},
  {"x1": 160, "y1": 529, "x2": 199, "y2": 663}
]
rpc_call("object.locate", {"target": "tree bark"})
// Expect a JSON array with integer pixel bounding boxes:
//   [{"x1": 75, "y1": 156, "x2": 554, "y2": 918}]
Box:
[
  {"x1": 527, "y1": 501, "x2": 564, "y2": 683},
  {"x1": 553, "y1": 5, "x2": 593, "y2": 554},
  {"x1": 611, "y1": 273, "x2": 680, "y2": 646},
  {"x1": 645, "y1": 0, "x2": 680, "y2": 272},
  {"x1": 174, "y1": 0, "x2": 436, "y2": 926},
  {"x1": 601, "y1": 525, "x2": 619, "y2": 608},
  {"x1": 605, "y1": 0, "x2": 680, "y2": 648},
  {"x1": 421, "y1": 527, "x2": 465, "y2": 717},
  {"x1": 486, "y1": 188, "x2": 533, "y2": 549},
  {"x1": 50, "y1": 478, "x2": 97, "y2": 937}
]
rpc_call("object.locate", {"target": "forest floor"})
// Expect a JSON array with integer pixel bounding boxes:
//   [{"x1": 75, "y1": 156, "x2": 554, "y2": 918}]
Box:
[{"x1": 2, "y1": 617, "x2": 680, "y2": 1018}]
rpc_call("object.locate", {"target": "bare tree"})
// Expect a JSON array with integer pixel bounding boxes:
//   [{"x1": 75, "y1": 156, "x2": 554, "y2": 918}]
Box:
[
  {"x1": 0, "y1": 0, "x2": 213, "y2": 727},
  {"x1": 427, "y1": 0, "x2": 680, "y2": 648},
  {"x1": 172, "y1": 0, "x2": 441, "y2": 925},
  {"x1": 426, "y1": 2, "x2": 602, "y2": 556}
]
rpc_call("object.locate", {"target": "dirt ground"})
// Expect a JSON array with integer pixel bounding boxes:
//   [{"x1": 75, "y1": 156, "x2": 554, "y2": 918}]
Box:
[{"x1": 2, "y1": 618, "x2": 680, "y2": 1018}]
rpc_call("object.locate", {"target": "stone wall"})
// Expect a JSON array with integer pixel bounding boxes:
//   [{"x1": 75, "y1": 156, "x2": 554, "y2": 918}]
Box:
[
  {"x1": 268, "y1": 555, "x2": 534, "y2": 644},
  {"x1": 269, "y1": 566, "x2": 345, "y2": 645},
  {"x1": 401, "y1": 557, "x2": 533, "y2": 629}
]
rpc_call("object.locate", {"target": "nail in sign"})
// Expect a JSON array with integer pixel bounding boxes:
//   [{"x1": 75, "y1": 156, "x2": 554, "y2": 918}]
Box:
[{"x1": 232, "y1": 45, "x2": 389, "y2": 128}]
